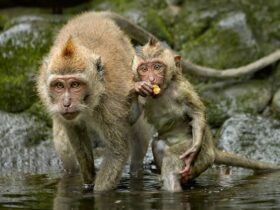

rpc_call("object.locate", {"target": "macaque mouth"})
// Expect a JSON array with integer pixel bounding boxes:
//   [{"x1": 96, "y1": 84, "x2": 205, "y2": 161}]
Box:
[{"x1": 62, "y1": 111, "x2": 80, "y2": 120}]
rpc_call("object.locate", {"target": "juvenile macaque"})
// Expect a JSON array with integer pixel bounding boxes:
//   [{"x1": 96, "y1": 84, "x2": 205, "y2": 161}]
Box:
[
  {"x1": 132, "y1": 39, "x2": 280, "y2": 192},
  {"x1": 37, "y1": 12, "x2": 150, "y2": 191}
]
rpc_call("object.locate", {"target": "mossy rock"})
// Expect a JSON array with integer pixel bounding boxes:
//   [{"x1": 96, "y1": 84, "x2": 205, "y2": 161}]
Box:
[
  {"x1": 91, "y1": 0, "x2": 172, "y2": 44},
  {"x1": 27, "y1": 102, "x2": 52, "y2": 127},
  {"x1": 201, "y1": 80, "x2": 272, "y2": 127},
  {"x1": 174, "y1": 0, "x2": 280, "y2": 69},
  {"x1": 0, "y1": 15, "x2": 8, "y2": 31},
  {"x1": 271, "y1": 89, "x2": 280, "y2": 119},
  {"x1": 179, "y1": 11, "x2": 261, "y2": 69},
  {"x1": 0, "y1": 15, "x2": 65, "y2": 113}
]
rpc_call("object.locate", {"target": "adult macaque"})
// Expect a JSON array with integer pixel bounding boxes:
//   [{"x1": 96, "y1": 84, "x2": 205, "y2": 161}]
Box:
[
  {"x1": 37, "y1": 12, "x2": 150, "y2": 192},
  {"x1": 132, "y1": 39, "x2": 280, "y2": 192}
]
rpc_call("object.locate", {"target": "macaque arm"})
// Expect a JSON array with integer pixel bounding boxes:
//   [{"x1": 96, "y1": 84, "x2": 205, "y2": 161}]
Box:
[
  {"x1": 62, "y1": 122, "x2": 95, "y2": 186},
  {"x1": 180, "y1": 112, "x2": 205, "y2": 175},
  {"x1": 94, "y1": 123, "x2": 130, "y2": 191},
  {"x1": 179, "y1": 87, "x2": 206, "y2": 175}
]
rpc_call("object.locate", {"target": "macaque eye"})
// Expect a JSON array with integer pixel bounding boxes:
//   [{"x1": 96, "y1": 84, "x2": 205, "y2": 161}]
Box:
[
  {"x1": 154, "y1": 63, "x2": 163, "y2": 70},
  {"x1": 138, "y1": 65, "x2": 148, "y2": 73},
  {"x1": 55, "y1": 82, "x2": 64, "y2": 89},
  {"x1": 71, "y1": 81, "x2": 80, "y2": 88}
]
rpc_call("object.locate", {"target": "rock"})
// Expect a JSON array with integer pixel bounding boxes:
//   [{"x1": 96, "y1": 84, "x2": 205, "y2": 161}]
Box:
[
  {"x1": 176, "y1": 1, "x2": 280, "y2": 69},
  {"x1": 0, "y1": 111, "x2": 62, "y2": 175},
  {"x1": 218, "y1": 12, "x2": 256, "y2": 47},
  {"x1": 201, "y1": 80, "x2": 272, "y2": 127},
  {"x1": 217, "y1": 114, "x2": 280, "y2": 164},
  {"x1": 180, "y1": 10, "x2": 260, "y2": 69}
]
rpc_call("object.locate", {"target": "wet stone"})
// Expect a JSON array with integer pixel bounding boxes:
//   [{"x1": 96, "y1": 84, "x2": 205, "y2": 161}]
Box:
[
  {"x1": 0, "y1": 111, "x2": 62, "y2": 175},
  {"x1": 217, "y1": 114, "x2": 280, "y2": 164}
]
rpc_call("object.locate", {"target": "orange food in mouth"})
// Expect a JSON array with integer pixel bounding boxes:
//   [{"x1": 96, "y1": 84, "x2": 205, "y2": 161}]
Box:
[{"x1": 152, "y1": 85, "x2": 161, "y2": 95}]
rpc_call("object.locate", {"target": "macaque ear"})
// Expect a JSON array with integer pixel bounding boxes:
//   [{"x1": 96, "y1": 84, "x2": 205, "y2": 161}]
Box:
[
  {"x1": 174, "y1": 55, "x2": 181, "y2": 68},
  {"x1": 148, "y1": 37, "x2": 158, "y2": 47}
]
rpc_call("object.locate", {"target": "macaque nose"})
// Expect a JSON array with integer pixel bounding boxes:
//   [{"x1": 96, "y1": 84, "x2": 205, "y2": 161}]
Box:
[
  {"x1": 63, "y1": 98, "x2": 71, "y2": 108},
  {"x1": 149, "y1": 74, "x2": 156, "y2": 82}
]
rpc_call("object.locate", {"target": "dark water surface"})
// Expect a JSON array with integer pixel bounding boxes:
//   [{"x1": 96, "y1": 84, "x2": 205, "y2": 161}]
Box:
[{"x1": 1, "y1": 168, "x2": 280, "y2": 210}]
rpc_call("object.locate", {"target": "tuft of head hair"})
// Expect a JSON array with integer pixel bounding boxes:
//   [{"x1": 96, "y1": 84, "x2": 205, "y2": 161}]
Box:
[
  {"x1": 148, "y1": 37, "x2": 158, "y2": 47},
  {"x1": 139, "y1": 39, "x2": 164, "y2": 60},
  {"x1": 62, "y1": 36, "x2": 75, "y2": 58},
  {"x1": 48, "y1": 37, "x2": 89, "y2": 74}
]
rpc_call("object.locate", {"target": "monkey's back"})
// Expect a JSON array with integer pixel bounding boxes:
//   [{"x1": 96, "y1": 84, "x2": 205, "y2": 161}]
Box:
[
  {"x1": 55, "y1": 12, "x2": 133, "y2": 91},
  {"x1": 52, "y1": 12, "x2": 135, "y2": 121}
]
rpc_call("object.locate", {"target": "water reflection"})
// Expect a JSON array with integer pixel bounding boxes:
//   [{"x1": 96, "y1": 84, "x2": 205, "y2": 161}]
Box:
[{"x1": 1, "y1": 168, "x2": 280, "y2": 210}]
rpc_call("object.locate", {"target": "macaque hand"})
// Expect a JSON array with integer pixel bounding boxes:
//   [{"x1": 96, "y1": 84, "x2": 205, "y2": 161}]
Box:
[
  {"x1": 179, "y1": 146, "x2": 199, "y2": 178},
  {"x1": 135, "y1": 81, "x2": 153, "y2": 97}
]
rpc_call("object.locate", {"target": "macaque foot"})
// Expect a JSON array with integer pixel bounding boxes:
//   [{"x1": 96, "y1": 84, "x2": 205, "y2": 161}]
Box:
[
  {"x1": 82, "y1": 183, "x2": 94, "y2": 193},
  {"x1": 162, "y1": 172, "x2": 183, "y2": 192}
]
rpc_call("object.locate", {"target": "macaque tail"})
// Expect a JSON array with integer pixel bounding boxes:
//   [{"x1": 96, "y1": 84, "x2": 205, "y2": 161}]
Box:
[
  {"x1": 101, "y1": 11, "x2": 157, "y2": 44},
  {"x1": 214, "y1": 148, "x2": 280, "y2": 171}
]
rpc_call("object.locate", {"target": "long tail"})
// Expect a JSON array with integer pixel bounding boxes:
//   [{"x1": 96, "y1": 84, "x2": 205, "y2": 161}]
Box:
[
  {"x1": 101, "y1": 11, "x2": 157, "y2": 44},
  {"x1": 214, "y1": 148, "x2": 280, "y2": 171}
]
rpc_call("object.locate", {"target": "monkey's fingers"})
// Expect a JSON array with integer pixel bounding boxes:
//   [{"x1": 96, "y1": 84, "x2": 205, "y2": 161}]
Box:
[
  {"x1": 137, "y1": 88, "x2": 152, "y2": 97},
  {"x1": 141, "y1": 84, "x2": 153, "y2": 94},
  {"x1": 135, "y1": 82, "x2": 153, "y2": 96},
  {"x1": 179, "y1": 164, "x2": 191, "y2": 177},
  {"x1": 179, "y1": 147, "x2": 197, "y2": 160}
]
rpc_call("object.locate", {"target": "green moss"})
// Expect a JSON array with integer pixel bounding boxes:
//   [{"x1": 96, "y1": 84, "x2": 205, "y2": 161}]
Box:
[
  {"x1": 142, "y1": 9, "x2": 173, "y2": 44},
  {"x1": 180, "y1": 25, "x2": 260, "y2": 69},
  {"x1": 91, "y1": 0, "x2": 166, "y2": 12},
  {"x1": 201, "y1": 80, "x2": 271, "y2": 127},
  {"x1": 27, "y1": 102, "x2": 52, "y2": 127},
  {"x1": 0, "y1": 15, "x2": 8, "y2": 31},
  {"x1": 0, "y1": 17, "x2": 63, "y2": 113},
  {"x1": 203, "y1": 99, "x2": 229, "y2": 127}
]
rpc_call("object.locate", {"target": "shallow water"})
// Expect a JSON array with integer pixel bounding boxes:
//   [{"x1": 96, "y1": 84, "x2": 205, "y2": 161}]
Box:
[{"x1": 1, "y1": 167, "x2": 280, "y2": 210}]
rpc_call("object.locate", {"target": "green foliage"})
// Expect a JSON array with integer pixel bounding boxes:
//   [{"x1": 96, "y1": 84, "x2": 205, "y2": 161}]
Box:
[{"x1": 0, "y1": 17, "x2": 62, "y2": 113}]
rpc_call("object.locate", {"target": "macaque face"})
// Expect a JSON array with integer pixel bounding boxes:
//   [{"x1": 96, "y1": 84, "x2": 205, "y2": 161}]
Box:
[
  {"x1": 49, "y1": 75, "x2": 88, "y2": 120},
  {"x1": 137, "y1": 60, "x2": 166, "y2": 86}
]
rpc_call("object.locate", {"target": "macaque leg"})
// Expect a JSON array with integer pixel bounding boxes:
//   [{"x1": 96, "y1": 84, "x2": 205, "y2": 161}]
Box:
[
  {"x1": 94, "y1": 128, "x2": 129, "y2": 191},
  {"x1": 161, "y1": 151, "x2": 185, "y2": 192},
  {"x1": 62, "y1": 122, "x2": 95, "y2": 186},
  {"x1": 152, "y1": 138, "x2": 166, "y2": 171},
  {"x1": 157, "y1": 132, "x2": 215, "y2": 192},
  {"x1": 130, "y1": 114, "x2": 152, "y2": 176},
  {"x1": 160, "y1": 140, "x2": 195, "y2": 192}
]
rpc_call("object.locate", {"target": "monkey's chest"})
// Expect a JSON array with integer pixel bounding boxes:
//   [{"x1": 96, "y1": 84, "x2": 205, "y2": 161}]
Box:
[{"x1": 143, "y1": 95, "x2": 191, "y2": 138}]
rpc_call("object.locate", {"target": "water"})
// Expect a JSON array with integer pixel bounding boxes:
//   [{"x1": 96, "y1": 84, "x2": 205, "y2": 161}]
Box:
[
  {"x1": 1, "y1": 111, "x2": 280, "y2": 209},
  {"x1": 1, "y1": 167, "x2": 280, "y2": 210}
]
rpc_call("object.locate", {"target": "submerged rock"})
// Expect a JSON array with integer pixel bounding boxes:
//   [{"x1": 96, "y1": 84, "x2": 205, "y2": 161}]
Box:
[
  {"x1": 217, "y1": 114, "x2": 280, "y2": 164},
  {"x1": 0, "y1": 111, "x2": 62, "y2": 175}
]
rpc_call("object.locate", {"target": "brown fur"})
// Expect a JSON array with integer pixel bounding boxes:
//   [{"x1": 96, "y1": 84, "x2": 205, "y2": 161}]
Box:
[
  {"x1": 132, "y1": 41, "x2": 280, "y2": 192},
  {"x1": 37, "y1": 12, "x2": 150, "y2": 191}
]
